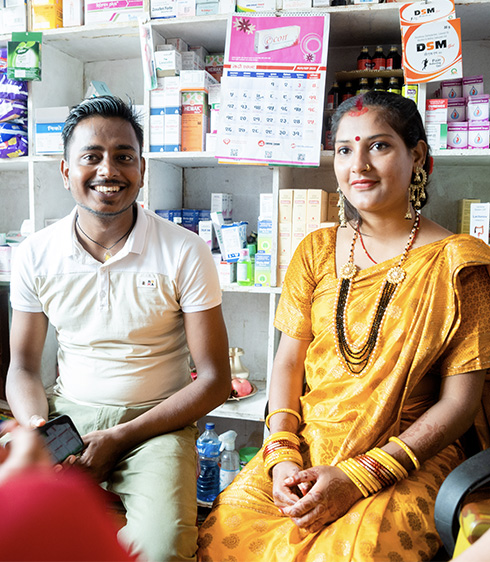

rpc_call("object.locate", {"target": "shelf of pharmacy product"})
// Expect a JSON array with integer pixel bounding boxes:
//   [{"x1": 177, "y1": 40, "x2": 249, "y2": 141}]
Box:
[
  {"x1": 320, "y1": 149, "x2": 490, "y2": 166},
  {"x1": 0, "y1": 157, "x2": 28, "y2": 172},
  {"x1": 335, "y1": 69, "x2": 404, "y2": 82},
  {"x1": 222, "y1": 284, "x2": 282, "y2": 294},
  {"x1": 210, "y1": 380, "x2": 266, "y2": 422},
  {"x1": 431, "y1": 148, "x2": 490, "y2": 165}
]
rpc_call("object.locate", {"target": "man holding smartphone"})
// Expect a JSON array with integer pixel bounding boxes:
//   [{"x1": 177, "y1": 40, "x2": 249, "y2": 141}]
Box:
[{"x1": 6, "y1": 96, "x2": 231, "y2": 562}]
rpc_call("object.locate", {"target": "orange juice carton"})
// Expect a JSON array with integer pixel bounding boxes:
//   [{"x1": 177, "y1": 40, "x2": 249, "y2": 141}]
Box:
[{"x1": 181, "y1": 90, "x2": 208, "y2": 152}]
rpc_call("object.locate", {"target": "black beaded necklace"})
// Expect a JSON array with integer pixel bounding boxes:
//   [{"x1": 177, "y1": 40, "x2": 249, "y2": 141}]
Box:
[
  {"x1": 75, "y1": 206, "x2": 137, "y2": 262},
  {"x1": 334, "y1": 213, "x2": 421, "y2": 376}
]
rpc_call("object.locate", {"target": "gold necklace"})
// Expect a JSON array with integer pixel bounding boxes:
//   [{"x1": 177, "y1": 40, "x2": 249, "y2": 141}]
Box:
[
  {"x1": 334, "y1": 213, "x2": 421, "y2": 376},
  {"x1": 76, "y1": 207, "x2": 137, "y2": 262}
]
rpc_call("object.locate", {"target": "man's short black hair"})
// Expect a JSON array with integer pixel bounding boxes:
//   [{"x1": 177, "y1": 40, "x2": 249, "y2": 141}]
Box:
[{"x1": 62, "y1": 95, "x2": 144, "y2": 159}]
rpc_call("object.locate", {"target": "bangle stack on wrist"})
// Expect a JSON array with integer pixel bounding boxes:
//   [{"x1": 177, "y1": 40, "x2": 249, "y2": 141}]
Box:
[
  {"x1": 336, "y1": 438, "x2": 418, "y2": 498},
  {"x1": 262, "y1": 431, "x2": 303, "y2": 477}
]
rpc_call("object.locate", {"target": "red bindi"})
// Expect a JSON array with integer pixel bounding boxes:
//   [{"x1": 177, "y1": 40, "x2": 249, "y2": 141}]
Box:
[{"x1": 355, "y1": 136, "x2": 361, "y2": 141}]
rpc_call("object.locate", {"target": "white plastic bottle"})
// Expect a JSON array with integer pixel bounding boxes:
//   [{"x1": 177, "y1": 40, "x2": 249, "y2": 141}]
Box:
[{"x1": 218, "y1": 430, "x2": 240, "y2": 492}]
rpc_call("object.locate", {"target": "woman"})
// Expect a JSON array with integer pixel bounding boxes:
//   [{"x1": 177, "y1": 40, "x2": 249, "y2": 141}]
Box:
[{"x1": 198, "y1": 91, "x2": 490, "y2": 561}]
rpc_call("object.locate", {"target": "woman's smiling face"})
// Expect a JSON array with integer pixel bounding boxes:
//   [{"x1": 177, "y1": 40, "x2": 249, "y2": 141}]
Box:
[{"x1": 334, "y1": 107, "x2": 425, "y2": 218}]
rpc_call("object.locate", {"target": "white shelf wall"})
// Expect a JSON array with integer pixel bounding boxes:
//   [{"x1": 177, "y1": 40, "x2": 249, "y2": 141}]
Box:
[{"x1": 0, "y1": 0, "x2": 489, "y2": 422}]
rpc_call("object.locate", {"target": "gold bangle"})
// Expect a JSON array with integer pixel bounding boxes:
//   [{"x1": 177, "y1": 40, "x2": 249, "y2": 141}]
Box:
[
  {"x1": 263, "y1": 431, "x2": 300, "y2": 448},
  {"x1": 337, "y1": 461, "x2": 370, "y2": 498},
  {"x1": 263, "y1": 448, "x2": 303, "y2": 476},
  {"x1": 389, "y1": 436, "x2": 421, "y2": 470},
  {"x1": 344, "y1": 458, "x2": 382, "y2": 494},
  {"x1": 265, "y1": 408, "x2": 302, "y2": 429},
  {"x1": 366, "y1": 448, "x2": 408, "y2": 480}
]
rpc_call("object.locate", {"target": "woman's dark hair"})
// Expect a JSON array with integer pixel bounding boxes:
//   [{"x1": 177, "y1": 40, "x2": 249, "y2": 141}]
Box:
[
  {"x1": 331, "y1": 90, "x2": 431, "y2": 220},
  {"x1": 62, "y1": 95, "x2": 144, "y2": 158}
]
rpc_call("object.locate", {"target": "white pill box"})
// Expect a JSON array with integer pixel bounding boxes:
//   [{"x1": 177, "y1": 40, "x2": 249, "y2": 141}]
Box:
[
  {"x1": 447, "y1": 122, "x2": 468, "y2": 149},
  {"x1": 463, "y1": 75, "x2": 484, "y2": 98},
  {"x1": 467, "y1": 94, "x2": 489, "y2": 122},
  {"x1": 447, "y1": 97, "x2": 466, "y2": 122},
  {"x1": 441, "y1": 79, "x2": 462, "y2": 99},
  {"x1": 468, "y1": 121, "x2": 490, "y2": 149}
]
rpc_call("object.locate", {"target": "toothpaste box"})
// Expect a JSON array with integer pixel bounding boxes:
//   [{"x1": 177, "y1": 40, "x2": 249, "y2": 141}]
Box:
[
  {"x1": 468, "y1": 121, "x2": 490, "y2": 149},
  {"x1": 35, "y1": 106, "x2": 69, "y2": 154},
  {"x1": 467, "y1": 94, "x2": 489, "y2": 122},
  {"x1": 447, "y1": 122, "x2": 468, "y2": 149},
  {"x1": 447, "y1": 97, "x2": 466, "y2": 122},
  {"x1": 470, "y1": 202, "x2": 490, "y2": 244},
  {"x1": 85, "y1": 0, "x2": 144, "y2": 22}
]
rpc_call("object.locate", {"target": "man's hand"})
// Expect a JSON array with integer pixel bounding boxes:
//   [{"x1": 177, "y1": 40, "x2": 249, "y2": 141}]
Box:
[
  {"x1": 280, "y1": 465, "x2": 363, "y2": 533},
  {"x1": 76, "y1": 427, "x2": 127, "y2": 482}
]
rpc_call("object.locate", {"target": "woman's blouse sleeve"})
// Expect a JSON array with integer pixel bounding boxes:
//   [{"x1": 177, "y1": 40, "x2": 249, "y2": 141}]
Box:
[
  {"x1": 274, "y1": 231, "x2": 330, "y2": 340},
  {"x1": 441, "y1": 265, "x2": 490, "y2": 376}
]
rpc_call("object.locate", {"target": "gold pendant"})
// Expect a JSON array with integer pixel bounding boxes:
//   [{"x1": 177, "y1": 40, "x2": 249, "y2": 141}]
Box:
[
  {"x1": 104, "y1": 251, "x2": 112, "y2": 261},
  {"x1": 386, "y1": 266, "x2": 405, "y2": 284},
  {"x1": 339, "y1": 262, "x2": 358, "y2": 279}
]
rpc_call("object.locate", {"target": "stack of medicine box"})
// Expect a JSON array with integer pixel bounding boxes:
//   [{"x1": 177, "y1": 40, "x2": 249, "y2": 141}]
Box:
[
  {"x1": 277, "y1": 189, "x2": 338, "y2": 286},
  {"x1": 209, "y1": 193, "x2": 234, "y2": 284},
  {"x1": 255, "y1": 193, "x2": 273, "y2": 287},
  {"x1": 469, "y1": 202, "x2": 490, "y2": 244},
  {"x1": 150, "y1": 75, "x2": 181, "y2": 152}
]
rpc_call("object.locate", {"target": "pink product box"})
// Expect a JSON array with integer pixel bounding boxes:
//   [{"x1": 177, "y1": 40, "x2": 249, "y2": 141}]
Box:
[
  {"x1": 447, "y1": 97, "x2": 466, "y2": 122},
  {"x1": 463, "y1": 75, "x2": 484, "y2": 98},
  {"x1": 467, "y1": 94, "x2": 490, "y2": 122},
  {"x1": 447, "y1": 122, "x2": 468, "y2": 149},
  {"x1": 441, "y1": 79, "x2": 462, "y2": 99},
  {"x1": 468, "y1": 121, "x2": 490, "y2": 149}
]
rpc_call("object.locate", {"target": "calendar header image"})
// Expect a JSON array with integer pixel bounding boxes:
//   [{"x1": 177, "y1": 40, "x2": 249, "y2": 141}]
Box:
[{"x1": 228, "y1": 15, "x2": 327, "y2": 65}]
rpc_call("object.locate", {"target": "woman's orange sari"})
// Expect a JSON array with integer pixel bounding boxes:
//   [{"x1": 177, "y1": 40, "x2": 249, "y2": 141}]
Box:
[{"x1": 198, "y1": 229, "x2": 490, "y2": 562}]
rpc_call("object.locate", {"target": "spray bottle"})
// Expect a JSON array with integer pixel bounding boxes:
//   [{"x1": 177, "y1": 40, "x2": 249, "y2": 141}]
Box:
[{"x1": 218, "y1": 430, "x2": 240, "y2": 492}]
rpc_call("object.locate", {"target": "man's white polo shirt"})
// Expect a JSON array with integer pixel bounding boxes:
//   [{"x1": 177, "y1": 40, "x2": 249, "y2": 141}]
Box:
[{"x1": 10, "y1": 205, "x2": 222, "y2": 407}]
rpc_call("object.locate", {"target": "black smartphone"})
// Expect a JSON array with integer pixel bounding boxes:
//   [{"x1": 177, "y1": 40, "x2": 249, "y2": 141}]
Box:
[{"x1": 37, "y1": 415, "x2": 85, "y2": 464}]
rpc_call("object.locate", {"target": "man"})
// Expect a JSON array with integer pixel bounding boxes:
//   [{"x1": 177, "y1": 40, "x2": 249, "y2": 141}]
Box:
[{"x1": 6, "y1": 96, "x2": 231, "y2": 561}]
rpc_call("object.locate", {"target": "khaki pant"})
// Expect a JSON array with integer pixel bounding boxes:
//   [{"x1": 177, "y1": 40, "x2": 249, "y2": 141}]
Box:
[{"x1": 49, "y1": 395, "x2": 199, "y2": 562}]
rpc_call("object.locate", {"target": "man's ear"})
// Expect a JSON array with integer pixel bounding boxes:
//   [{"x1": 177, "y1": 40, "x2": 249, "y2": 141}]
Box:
[{"x1": 60, "y1": 159, "x2": 70, "y2": 191}]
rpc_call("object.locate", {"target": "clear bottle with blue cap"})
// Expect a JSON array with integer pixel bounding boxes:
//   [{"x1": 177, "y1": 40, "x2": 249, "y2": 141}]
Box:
[{"x1": 196, "y1": 422, "x2": 221, "y2": 503}]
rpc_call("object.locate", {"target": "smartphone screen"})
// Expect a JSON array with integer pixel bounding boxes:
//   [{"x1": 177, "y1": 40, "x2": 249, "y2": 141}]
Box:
[{"x1": 37, "y1": 415, "x2": 84, "y2": 464}]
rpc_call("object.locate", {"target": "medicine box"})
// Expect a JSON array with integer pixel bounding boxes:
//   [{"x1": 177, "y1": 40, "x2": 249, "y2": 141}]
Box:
[
  {"x1": 177, "y1": 0, "x2": 195, "y2": 15},
  {"x1": 470, "y1": 202, "x2": 490, "y2": 244},
  {"x1": 277, "y1": 221, "x2": 292, "y2": 263},
  {"x1": 35, "y1": 106, "x2": 69, "y2": 154},
  {"x1": 236, "y1": 0, "x2": 275, "y2": 10},
  {"x1": 0, "y1": 0, "x2": 27, "y2": 33},
  {"x1": 211, "y1": 193, "x2": 233, "y2": 221},
  {"x1": 31, "y1": 0, "x2": 62, "y2": 30},
  {"x1": 447, "y1": 98, "x2": 466, "y2": 123},
  {"x1": 468, "y1": 121, "x2": 490, "y2": 149},
  {"x1": 154, "y1": 50, "x2": 181, "y2": 77},
  {"x1": 155, "y1": 209, "x2": 182, "y2": 224},
  {"x1": 166, "y1": 37, "x2": 189, "y2": 52},
  {"x1": 447, "y1": 122, "x2": 468, "y2": 150},
  {"x1": 205, "y1": 54, "x2": 224, "y2": 83},
  {"x1": 219, "y1": 0, "x2": 235, "y2": 13},
  {"x1": 62, "y1": 0, "x2": 83, "y2": 26},
  {"x1": 457, "y1": 199, "x2": 480, "y2": 234},
  {"x1": 164, "y1": 108, "x2": 181, "y2": 152},
  {"x1": 306, "y1": 189, "x2": 328, "y2": 232},
  {"x1": 441, "y1": 79, "x2": 462, "y2": 99},
  {"x1": 463, "y1": 75, "x2": 484, "y2": 99},
  {"x1": 254, "y1": 252, "x2": 271, "y2": 287},
  {"x1": 260, "y1": 193, "x2": 273, "y2": 220},
  {"x1": 292, "y1": 189, "x2": 307, "y2": 233},
  {"x1": 150, "y1": 107, "x2": 165, "y2": 152},
  {"x1": 85, "y1": 0, "x2": 144, "y2": 23},
  {"x1": 257, "y1": 218, "x2": 273, "y2": 253},
  {"x1": 180, "y1": 70, "x2": 218, "y2": 92},
  {"x1": 181, "y1": 90, "x2": 209, "y2": 152},
  {"x1": 198, "y1": 220, "x2": 217, "y2": 251},
  {"x1": 85, "y1": 80, "x2": 112, "y2": 98},
  {"x1": 181, "y1": 51, "x2": 205, "y2": 71},
  {"x1": 278, "y1": 189, "x2": 294, "y2": 223},
  {"x1": 467, "y1": 95, "x2": 489, "y2": 122},
  {"x1": 282, "y1": 0, "x2": 311, "y2": 7},
  {"x1": 150, "y1": 0, "x2": 176, "y2": 17},
  {"x1": 327, "y1": 191, "x2": 339, "y2": 222}
]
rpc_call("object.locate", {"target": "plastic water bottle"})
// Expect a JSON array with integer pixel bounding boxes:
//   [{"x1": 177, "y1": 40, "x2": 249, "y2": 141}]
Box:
[
  {"x1": 196, "y1": 422, "x2": 221, "y2": 503},
  {"x1": 219, "y1": 430, "x2": 240, "y2": 492}
]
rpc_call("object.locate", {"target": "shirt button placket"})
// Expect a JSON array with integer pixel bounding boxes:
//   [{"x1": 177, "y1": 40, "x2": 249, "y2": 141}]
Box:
[{"x1": 98, "y1": 265, "x2": 109, "y2": 310}]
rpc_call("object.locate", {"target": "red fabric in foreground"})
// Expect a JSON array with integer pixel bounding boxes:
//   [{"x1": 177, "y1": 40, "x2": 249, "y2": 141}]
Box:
[{"x1": 0, "y1": 468, "x2": 134, "y2": 561}]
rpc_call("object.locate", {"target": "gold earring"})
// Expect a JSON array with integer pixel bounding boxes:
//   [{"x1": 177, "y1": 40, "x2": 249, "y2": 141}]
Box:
[
  {"x1": 337, "y1": 186, "x2": 347, "y2": 228},
  {"x1": 407, "y1": 166, "x2": 427, "y2": 218}
]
